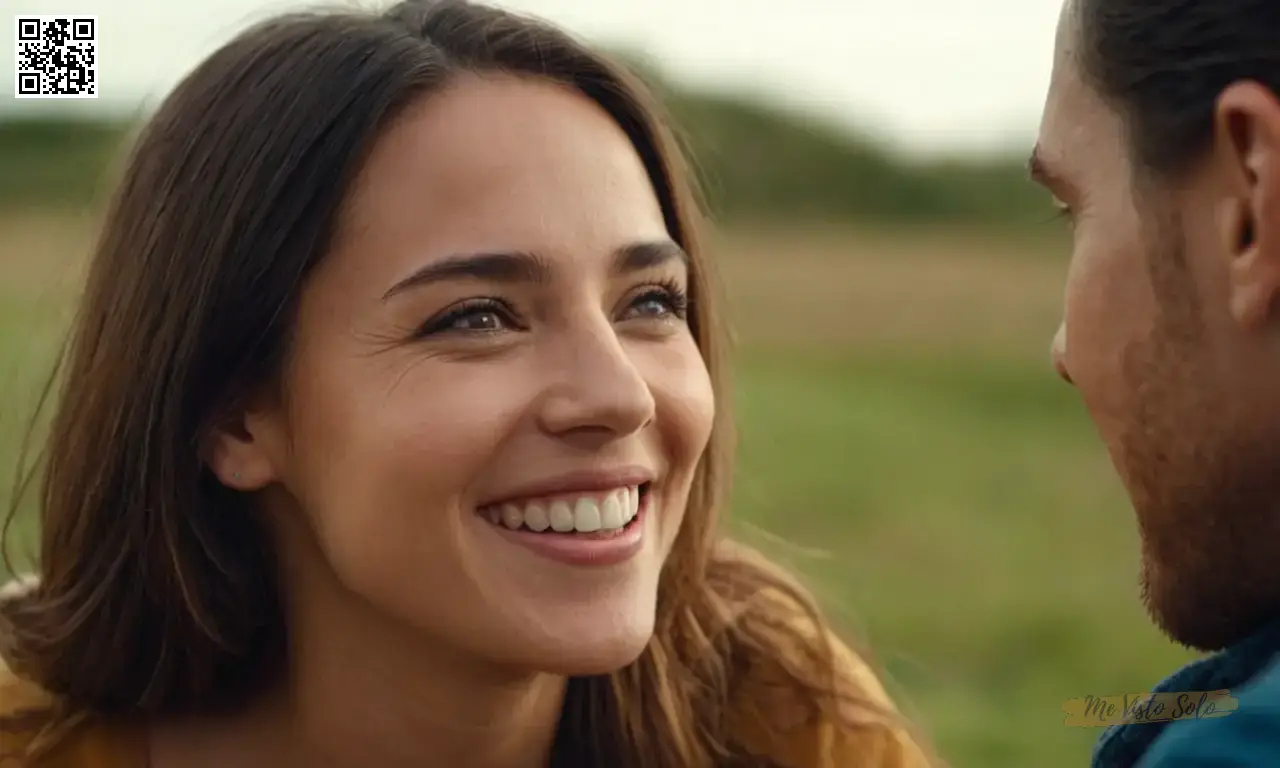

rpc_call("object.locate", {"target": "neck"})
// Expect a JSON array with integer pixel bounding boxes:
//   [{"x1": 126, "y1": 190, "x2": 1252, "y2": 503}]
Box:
[
  {"x1": 268, "y1": 538, "x2": 568, "y2": 768},
  {"x1": 288, "y1": 627, "x2": 565, "y2": 768}
]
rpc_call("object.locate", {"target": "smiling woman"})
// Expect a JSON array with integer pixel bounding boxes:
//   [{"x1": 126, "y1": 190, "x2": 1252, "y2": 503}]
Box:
[{"x1": 0, "y1": 2, "x2": 934, "y2": 767}]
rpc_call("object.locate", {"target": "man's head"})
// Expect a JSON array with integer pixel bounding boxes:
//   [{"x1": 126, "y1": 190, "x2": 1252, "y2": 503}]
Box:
[{"x1": 1035, "y1": 0, "x2": 1280, "y2": 651}]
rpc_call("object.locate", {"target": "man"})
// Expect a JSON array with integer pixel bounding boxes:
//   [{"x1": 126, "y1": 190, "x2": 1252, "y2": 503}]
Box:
[{"x1": 1032, "y1": 0, "x2": 1280, "y2": 766}]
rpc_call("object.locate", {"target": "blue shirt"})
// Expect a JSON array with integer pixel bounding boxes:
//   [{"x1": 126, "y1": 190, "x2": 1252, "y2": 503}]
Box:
[
  {"x1": 1092, "y1": 619, "x2": 1280, "y2": 768},
  {"x1": 1138, "y1": 656, "x2": 1280, "y2": 767}
]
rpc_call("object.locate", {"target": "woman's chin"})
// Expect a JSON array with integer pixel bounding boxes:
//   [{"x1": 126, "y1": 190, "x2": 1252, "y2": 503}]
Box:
[
  {"x1": 502, "y1": 618, "x2": 656, "y2": 677},
  {"x1": 461, "y1": 555, "x2": 665, "y2": 674},
  {"x1": 538, "y1": 638, "x2": 652, "y2": 677}
]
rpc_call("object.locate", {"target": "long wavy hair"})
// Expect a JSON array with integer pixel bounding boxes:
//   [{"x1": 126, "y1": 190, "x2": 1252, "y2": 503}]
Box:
[{"x1": 0, "y1": 2, "x2": 919, "y2": 765}]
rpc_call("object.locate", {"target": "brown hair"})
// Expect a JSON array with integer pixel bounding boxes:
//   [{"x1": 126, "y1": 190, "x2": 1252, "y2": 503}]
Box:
[{"x1": 1, "y1": 2, "x2": 924, "y2": 765}]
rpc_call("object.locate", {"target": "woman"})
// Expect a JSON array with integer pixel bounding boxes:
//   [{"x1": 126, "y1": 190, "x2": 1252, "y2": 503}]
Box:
[{"x1": 0, "y1": 1, "x2": 935, "y2": 766}]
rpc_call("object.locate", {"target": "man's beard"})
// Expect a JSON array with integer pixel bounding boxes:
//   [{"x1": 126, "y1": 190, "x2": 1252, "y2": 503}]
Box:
[{"x1": 1116, "y1": 221, "x2": 1280, "y2": 652}]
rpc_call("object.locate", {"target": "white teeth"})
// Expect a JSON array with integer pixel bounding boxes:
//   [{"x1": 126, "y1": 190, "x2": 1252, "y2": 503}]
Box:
[
  {"x1": 549, "y1": 500, "x2": 575, "y2": 532},
  {"x1": 524, "y1": 503, "x2": 549, "y2": 532},
  {"x1": 600, "y1": 492, "x2": 624, "y2": 530},
  {"x1": 483, "y1": 485, "x2": 643, "y2": 533},
  {"x1": 573, "y1": 498, "x2": 602, "y2": 532}
]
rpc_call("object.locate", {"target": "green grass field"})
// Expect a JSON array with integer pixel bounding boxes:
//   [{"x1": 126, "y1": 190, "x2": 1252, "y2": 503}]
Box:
[{"x1": 0, "y1": 213, "x2": 1197, "y2": 767}]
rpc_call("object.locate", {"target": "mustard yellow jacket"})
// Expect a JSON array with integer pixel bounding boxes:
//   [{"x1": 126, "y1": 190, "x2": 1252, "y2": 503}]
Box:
[{"x1": 1, "y1": 644, "x2": 934, "y2": 768}]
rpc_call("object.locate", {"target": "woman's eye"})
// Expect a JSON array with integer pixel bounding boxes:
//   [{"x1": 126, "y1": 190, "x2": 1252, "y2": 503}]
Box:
[
  {"x1": 629, "y1": 296, "x2": 673, "y2": 318},
  {"x1": 416, "y1": 300, "x2": 516, "y2": 337},
  {"x1": 448, "y1": 309, "x2": 506, "y2": 332},
  {"x1": 621, "y1": 286, "x2": 688, "y2": 322}
]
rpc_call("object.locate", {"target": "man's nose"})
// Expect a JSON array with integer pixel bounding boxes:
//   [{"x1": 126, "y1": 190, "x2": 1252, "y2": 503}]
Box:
[{"x1": 1051, "y1": 324, "x2": 1072, "y2": 384}]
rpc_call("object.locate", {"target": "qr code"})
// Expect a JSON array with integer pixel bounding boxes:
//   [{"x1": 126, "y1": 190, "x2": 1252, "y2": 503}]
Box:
[{"x1": 15, "y1": 16, "x2": 97, "y2": 99}]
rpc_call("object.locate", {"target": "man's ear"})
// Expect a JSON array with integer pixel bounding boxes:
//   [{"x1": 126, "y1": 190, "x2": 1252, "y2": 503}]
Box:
[
  {"x1": 203, "y1": 395, "x2": 285, "y2": 491},
  {"x1": 1216, "y1": 81, "x2": 1280, "y2": 330}
]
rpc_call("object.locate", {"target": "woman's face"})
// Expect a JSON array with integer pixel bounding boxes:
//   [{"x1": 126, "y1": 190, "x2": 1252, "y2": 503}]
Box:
[{"x1": 215, "y1": 72, "x2": 714, "y2": 675}]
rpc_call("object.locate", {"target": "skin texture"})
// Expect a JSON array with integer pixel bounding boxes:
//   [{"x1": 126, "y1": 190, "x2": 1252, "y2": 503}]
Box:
[
  {"x1": 1037, "y1": 1, "x2": 1280, "y2": 653},
  {"x1": 159, "y1": 72, "x2": 715, "y2": 768}
]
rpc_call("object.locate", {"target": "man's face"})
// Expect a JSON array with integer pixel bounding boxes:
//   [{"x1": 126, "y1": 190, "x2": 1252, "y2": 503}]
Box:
[{"x1": 1035, "y1": 1, "x2": 1280, "y2": 651}]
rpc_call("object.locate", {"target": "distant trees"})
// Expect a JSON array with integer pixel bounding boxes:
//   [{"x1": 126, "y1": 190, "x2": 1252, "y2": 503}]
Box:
[{"x1": 0, "y1": 62, "x2": 1049, "y2": 227}]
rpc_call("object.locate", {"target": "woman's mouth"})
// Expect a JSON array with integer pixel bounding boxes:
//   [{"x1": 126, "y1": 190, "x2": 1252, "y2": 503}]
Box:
[
  {"x1": 476, "y1": 484, "x2": 651, "y2": 566},
  {"x1": 480, "y1": 484, "x2": 647, "y2": 537}
]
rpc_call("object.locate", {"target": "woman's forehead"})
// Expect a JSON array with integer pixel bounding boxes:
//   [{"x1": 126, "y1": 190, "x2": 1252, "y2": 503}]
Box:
[{"x1": 331, "y1": 74, "x2": 670, "y2": 283}]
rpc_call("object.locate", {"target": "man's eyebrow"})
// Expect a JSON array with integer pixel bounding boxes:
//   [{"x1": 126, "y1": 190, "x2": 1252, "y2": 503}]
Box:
[{"x1": 381, "y1": 239, "x2": 689, "y2": 301}]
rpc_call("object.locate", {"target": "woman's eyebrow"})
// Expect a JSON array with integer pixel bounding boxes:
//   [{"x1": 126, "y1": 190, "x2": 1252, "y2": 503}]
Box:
[{"x1": 382, "y1": 239, "x2": 690, "y2": 302}]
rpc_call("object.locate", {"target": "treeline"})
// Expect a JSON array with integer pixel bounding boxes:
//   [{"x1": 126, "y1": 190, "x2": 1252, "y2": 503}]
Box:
[
  {"x1": 0, "y1": 66, "x2": 1049, "y2": 227},
  {"x1": 0, "y1": 116, "x2": 127, "y2": 210},
  {"x1": 662, "y1": 89, "x2": 1047, "y2": 227}
]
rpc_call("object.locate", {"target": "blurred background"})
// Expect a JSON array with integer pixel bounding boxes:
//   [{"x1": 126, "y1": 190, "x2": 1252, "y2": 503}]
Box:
[{"x1": 1, "y1": 1, "x2": 1199, "y2": 766}]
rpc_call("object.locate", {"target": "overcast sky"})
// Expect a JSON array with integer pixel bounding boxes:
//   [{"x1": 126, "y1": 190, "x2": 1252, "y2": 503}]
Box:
[{"x1": 6, "y1": 0, "x2": 1065, "y2": 156}]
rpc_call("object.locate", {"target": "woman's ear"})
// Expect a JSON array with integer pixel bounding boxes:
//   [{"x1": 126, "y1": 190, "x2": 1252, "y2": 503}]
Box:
[{"x1": 203, "y1": 396, "x2": 286, "y2": 491}]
